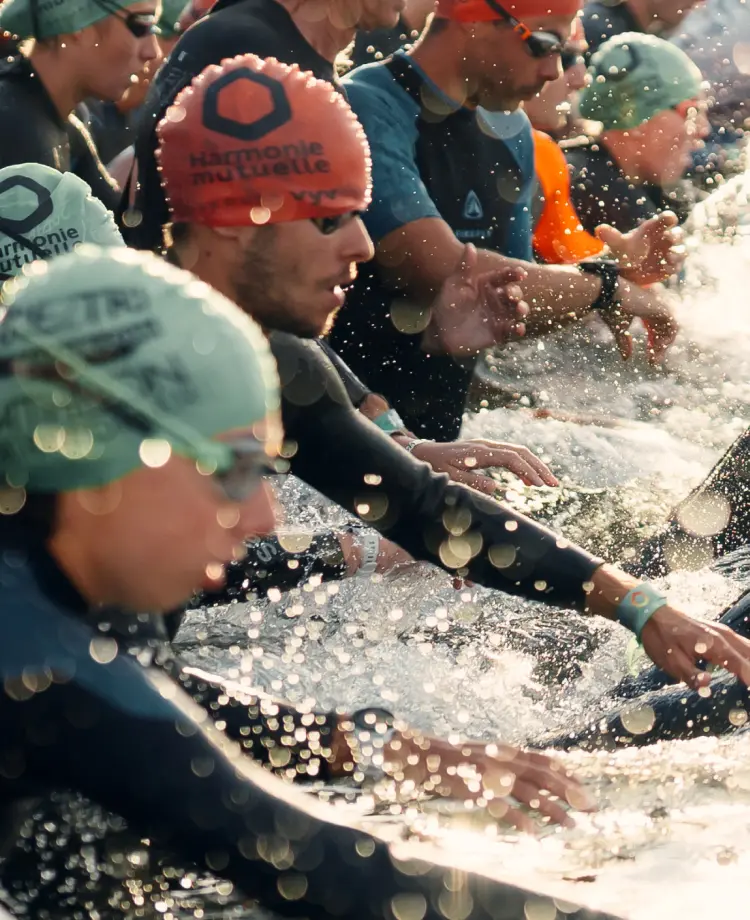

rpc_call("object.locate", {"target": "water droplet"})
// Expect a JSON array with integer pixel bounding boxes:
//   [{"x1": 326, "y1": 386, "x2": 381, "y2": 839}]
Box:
[
  {"x1": 139, "y1": 438, "x2": 172, "y2": 468},
  {"x1": 620, "y1": 703, "x2": 656, "y2": 735}
]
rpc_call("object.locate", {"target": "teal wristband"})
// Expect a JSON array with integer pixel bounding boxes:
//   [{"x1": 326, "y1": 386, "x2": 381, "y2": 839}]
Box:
[
  {"x1": 616, "y1": 583, "x2": 668, "y2": 640},
  {"x1": 373, "y1": 408, "x2": 407, "y2": 436}
]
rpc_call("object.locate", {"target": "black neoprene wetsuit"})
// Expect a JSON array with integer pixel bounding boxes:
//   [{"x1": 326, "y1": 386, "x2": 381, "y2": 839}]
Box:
[
  {"x1": 268, "y1": 330, "x2": 603, "y2": 606},
  {"x1": 0, "y1": 56, "x2": 119, "y2": 211},
  {"x1": 0, "y1": 543, "x2": 622, "y2": 920},
  {"x1": 582, "y1": 1, "x2": 642, "y2": 58},
  {"x1": 564, "y1": 137, "x2": 691, "y2": 235},
  {"x1": 181, "y1": 330, "x2": 603, "y2": 618},
  {"x1": 121, "y1": 0, "x2": 334, "y2": 252},
  {"x1": 348, "y1": 19, "x2": 413, "y2": 69}
]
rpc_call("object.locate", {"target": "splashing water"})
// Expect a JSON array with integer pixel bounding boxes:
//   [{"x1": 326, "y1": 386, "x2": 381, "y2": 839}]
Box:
[{"x1": 159, "y1": 197, "x2": 750, "y2": 918}]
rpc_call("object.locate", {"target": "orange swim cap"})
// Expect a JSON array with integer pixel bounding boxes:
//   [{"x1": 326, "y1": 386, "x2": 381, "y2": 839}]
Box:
[
  {"x1": 156, "y1": 54, "x2": 372, "y2": 227},
  {"x1": 436, "y1": 0, "x2": 581, "y2": 21}
]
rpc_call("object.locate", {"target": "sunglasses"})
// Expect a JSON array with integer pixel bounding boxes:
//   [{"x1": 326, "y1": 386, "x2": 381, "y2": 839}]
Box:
[
  {"x1": 206, "y1": 438, "x2": 279, "y2": 503},
  {"x1": 311, "y1": 211, "x2": 362, "y2": 236},
  {"x1": 94, "y1": 0, "x2": 160, "y2": 38},
  {"x1": 5, "y1": 321, "x2": 278, "y2": 504},
  {"x1": 484, "y1": 0, "x2": 564, "y2": 58}
]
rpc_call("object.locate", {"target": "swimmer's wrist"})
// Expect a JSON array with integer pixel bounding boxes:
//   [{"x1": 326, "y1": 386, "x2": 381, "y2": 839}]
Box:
[
  {"x1": 583, "y1": 564, "x2": 640, "y2": 620},
  {"x1": 584, "y1": 566, "x2": 668, "y2": 638},
  {"x1": 616, "y1": 584, "x2": 668, "y2": 640},
  {"x1": 579, "y1": 260, "x2": 621, "y2": 314}
]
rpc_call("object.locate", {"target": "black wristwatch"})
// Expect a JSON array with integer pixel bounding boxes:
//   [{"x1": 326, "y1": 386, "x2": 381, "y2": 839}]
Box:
[{"x1": 579, "y1": 259, "x2": 621, "y2": 314}]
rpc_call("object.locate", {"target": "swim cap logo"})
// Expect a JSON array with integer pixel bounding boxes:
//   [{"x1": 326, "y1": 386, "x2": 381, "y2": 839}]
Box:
[
  {"x1": 203, "y1": 68, "x2": 291, "y2": 142},
  {"x1": 0, "y1": 176, "x2": 53, "y2": 235}
]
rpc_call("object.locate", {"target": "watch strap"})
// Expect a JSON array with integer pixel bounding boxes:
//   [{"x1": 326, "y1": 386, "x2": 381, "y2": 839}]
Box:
[{"x1": 580, "y1": 260, "x2": 621, "y2": 314}]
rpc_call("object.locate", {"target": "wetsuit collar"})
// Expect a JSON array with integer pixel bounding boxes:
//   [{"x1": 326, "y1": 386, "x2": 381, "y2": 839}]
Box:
[
  {"x1": 0, "y1": 54, "x2": 67, "y2": 129},
  {"x1": 396, "y1": 51, "x2": 465, "y2": 113}
]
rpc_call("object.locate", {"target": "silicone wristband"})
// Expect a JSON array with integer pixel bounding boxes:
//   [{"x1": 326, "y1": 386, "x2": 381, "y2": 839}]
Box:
[
  {"x1": 372, "y1": 408, "x2": 407, "y2": 436},
  {"x1": 404, "y1": 438, "x2": 429, "y2": 454},
  {"x1": 616, "y1": 583, "x2": 668, "y2": 640}
]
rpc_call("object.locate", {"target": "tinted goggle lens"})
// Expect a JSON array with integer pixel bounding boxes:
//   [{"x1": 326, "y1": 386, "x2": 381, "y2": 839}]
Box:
[
  {"x1": 310, "y1": 211, "x2": 361, "y2": 236},
  {"x1": 126, "y1": 13, "x2": 159, "y2": 37},
  {"x1": 526, "y1": 30, "x2": 564, "y2": 59},
  {"x1": 212, "y1": 443, "x2": 279, "y2": 503}
]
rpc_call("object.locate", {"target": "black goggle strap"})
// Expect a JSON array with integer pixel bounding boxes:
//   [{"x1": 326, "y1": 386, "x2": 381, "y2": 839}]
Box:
[
  {"x1": 483, "y1": 0, "x2": 515, "y2": 23},
  {"x1": 92, "y1": 0, "x2": 160, "y2": 33}
]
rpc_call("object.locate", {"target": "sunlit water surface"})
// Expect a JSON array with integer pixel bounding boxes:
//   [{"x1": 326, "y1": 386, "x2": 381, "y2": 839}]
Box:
[
  {"x1": 170, "y1": 179, "x2": 750, "y2": 919},
  {"x1": 5, "y1": 185, "x2": 748, "y2": 920}
]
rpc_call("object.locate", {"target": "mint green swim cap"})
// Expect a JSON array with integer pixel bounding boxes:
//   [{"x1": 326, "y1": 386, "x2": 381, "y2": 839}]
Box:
[
  {"x1": 580, "y1": 33, "x2": 703, "y2": 132},
  {"x1": 0, "y1": 0, "x2": 135, "y2": 40},
  {"x1": 0, "y1": 164, "x2": 123, "y2": 280},
  {"x1": 158, "y1": 0, "x2": 188, "y2": 37},
  {"x1": 0, "y1": 246, "x2": 280, "y2": 493}
]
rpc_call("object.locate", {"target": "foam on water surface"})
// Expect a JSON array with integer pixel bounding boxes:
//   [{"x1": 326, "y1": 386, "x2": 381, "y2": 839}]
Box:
[{"x1": 176, "y1": 180, "x2": 750, "y2": 919}]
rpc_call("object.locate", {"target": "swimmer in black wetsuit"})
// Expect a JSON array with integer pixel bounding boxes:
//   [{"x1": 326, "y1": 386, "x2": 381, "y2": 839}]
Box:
[
  {"x1": 0, "y1": 0, "x2": 161, "y2": 211},
  {"x1": 85, "y1": 0, "x2": 187, "y2": 169},
  {"x1": 566, "y1": 33, "x2": 709, "y2": 236},
  {"x1": 122, "y1": 0, "x2": 405, "y2": 252},
  {"x1": 0, "y1": 246, "x2": 620, "y2": 920},
  {"x1": 154, "y1": 52, "x2": 750, "y2": 691}
]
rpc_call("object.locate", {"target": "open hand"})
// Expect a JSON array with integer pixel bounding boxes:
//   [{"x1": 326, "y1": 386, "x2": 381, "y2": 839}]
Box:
[
  {"x1": 422, "y1": 244, "x2": 528, "y2": 355},
  {"x1": 596, "y1": 211, "x2": 685, "y2": 287},
  {"x1": 379, "y1": 730, "x2": 594, "y2": 832},
  {"x1": 601, "y1": 280, "x2": 678, "y2": 364},
  {"x1": 641, "y1": 607, "x2": 750, "y2": 689},
  {"x1": 406, "y1": 438, "x2": 559, "y2": 492}
]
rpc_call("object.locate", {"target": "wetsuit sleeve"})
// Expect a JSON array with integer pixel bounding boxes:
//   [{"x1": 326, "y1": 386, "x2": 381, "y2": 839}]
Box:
[
  {"x1": 0, "y1": 609, "x2": 620, "y2": 920},
  {"x1": 274, "y1": 333, "x2": 603, "y2": 609},
  {"x1": 343, "y1": 77, "x2": 441, "y2": 241},
  {"x1": 164, "y1": 662, "x2": 340, "y2": 781},
  {"x1": 67, "y1": 113, "x2": 121, "y2": 212},
  {"x1": 192, "y1": 531, "x2": 348, "y2": 606},
  {"x1": 316, "y1": 340, "x2": 371, "y2": 407}
]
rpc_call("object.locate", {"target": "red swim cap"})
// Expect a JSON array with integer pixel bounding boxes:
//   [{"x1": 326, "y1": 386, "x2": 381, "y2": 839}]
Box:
[
  {"x1": 436, "y1": 0, "x2": 581, "y2": 21},
  {"x1": 156, "y1": 54, "x2": 372, "y2": 227}
]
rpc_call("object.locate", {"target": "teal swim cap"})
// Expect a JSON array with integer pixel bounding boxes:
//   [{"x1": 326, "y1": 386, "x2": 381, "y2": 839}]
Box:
[
  {"x1": 580, "y1": 33, "x2": 703, "y2": 132},
  {"x1": 0, "y1": 164, "x2": 123, "y2": 280},
  {"x1": 0, "y1": 0, "x2": 135, "y2": 40},
  {"x1": 0, "y1": 246, "x2": 280, "y2": 493},
  {"x1": 157, "y1": 0, "x2": 188, "y2": 37}
]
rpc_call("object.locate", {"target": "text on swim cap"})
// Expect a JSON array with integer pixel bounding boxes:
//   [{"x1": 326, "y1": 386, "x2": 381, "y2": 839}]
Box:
[
  {"x1": 188, "y1": 141, "x2": 330, "y2": 183},
  {"x1": 0, "y1": 228, "x2": 79, "y2": 276}
]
